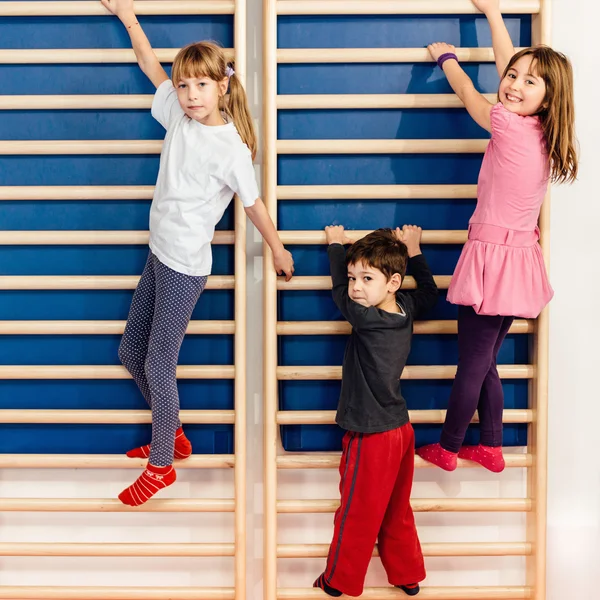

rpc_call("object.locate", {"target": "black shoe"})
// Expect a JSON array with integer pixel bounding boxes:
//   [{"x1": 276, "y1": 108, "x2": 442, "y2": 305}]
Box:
[
  {"x1": 396, "y1": 583, "x2": 420, "y2": 596},
  {"x1": 314, "y1": 573, "x2": 343, "y2": 597}
]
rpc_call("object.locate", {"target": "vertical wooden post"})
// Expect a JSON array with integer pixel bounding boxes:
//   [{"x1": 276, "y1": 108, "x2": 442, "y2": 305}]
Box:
[
  {"x1": 234, "y1": 0, "x2": 247, "y2": 597},
  {"x1": 263, "y1": 1, "x2": 279, "y2": 600},
  {"x1": 529, "y1": 2, "x2": 551, "y2": 598}
]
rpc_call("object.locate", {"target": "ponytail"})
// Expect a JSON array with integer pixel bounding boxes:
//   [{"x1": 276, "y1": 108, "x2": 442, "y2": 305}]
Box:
[{"x1": 223, "y1": 62, "x2": 257, "y2": 160}]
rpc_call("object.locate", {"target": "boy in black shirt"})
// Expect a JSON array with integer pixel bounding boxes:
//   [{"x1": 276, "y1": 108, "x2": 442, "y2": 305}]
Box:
[{"x1": 313, "y1": 225, "x2": 438, "y2": 598}]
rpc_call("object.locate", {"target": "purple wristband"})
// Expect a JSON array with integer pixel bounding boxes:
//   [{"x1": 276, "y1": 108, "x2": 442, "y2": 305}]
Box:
[{"x1": 437, "y1": 52, "x2": 458, "y2": 69}]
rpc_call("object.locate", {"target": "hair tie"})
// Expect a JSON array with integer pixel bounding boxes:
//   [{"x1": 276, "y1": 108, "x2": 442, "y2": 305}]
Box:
[{"x1": 225, "y1": 65, "x2": 235, "y2": 78}]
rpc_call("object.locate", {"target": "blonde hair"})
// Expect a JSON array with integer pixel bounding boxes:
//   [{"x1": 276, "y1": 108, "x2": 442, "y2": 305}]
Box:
[
  {"x1": 171, "y1": 41, "x2": 257, "y2": 160},
  {"x1": 501, "y1": 46, "x2": 578, "y2": 184}
]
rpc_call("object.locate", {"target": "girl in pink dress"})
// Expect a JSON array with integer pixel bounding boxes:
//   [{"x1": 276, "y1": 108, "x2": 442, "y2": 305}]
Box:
[{"x1": 418, "y1": 0, "x2": 578, "y2": 472}]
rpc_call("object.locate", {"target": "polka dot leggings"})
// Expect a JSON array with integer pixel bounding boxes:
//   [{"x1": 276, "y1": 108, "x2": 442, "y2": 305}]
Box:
[{"x1": 118, "y1": 251, "x2": 207, "y2": 466}]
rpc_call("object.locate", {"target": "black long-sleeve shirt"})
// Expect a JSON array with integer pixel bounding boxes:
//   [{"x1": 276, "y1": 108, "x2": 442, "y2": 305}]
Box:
[{"x1": 328, "y1": 243, "x2": 439, "y2": 433}]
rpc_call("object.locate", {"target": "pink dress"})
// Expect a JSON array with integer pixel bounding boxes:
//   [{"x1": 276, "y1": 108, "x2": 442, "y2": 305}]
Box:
[{"x1": 447, "y1": 103, "x2": 554, "y2": 319}]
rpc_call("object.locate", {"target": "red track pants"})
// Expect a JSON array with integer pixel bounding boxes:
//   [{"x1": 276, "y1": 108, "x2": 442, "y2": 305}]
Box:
[{"x1": 321, "y1": 423, "x2": 426, "y2": 596}]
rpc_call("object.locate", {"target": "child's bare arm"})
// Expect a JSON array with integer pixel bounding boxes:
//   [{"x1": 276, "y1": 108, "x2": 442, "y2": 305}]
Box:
[
  {"x1": 101, "y1": 0, "x2": 169, "y2": 88},
  {"x1": 245, "y1": 198, "x2": 294, "y2": 281},
  {"x1": 428, "y1": 43, "x2": 493, "y2": 133},
  {"x1": 471, "y1": 0, "x2": 515, "y2": 77}
]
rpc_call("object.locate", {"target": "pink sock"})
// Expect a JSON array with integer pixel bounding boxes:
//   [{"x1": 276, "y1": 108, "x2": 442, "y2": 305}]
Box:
[
  {"x1": 126, "y1": 427, "x2": 192, "y2": 460},
  {"x1": 118, "y1": 463, "x2": 176, "y2": 506},
  {"x1": 458, "y1": 445, "x2": 505, "y2": 473},
  {"x1": 416, "y1": 443, "x2": 458, "y2": 471}
]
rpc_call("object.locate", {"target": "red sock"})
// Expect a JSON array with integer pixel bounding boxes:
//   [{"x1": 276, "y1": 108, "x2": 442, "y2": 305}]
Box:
[
  {"x1": 458, "y1": 445, "x2": 505, "y2": 473},
  {"x1": 416, "y1": 443, "x2": 458, "y2": 471},
  {"x1": 118, "y1": 463, "x2": 176, "y2": 506},
  {"x1": 126, "y1": 427, "x2": 192, "y2": 460}
]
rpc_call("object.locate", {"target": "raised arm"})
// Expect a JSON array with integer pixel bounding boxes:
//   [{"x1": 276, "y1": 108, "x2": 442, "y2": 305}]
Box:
[
  {"x1": 395, "y1": 226, "x2": 438, "y2": 318},
  {"x1": 472, "y1": 0, "x2": 515, "y2": 77},
  {"x1": 428, "y1": 43, "x2": 493, "y2": 133},
  {"x1": 100, "y1": 0, "x2": 169, "y2": 88},
  {"x1": 325, "y1": 226, "x2": 369, "y2": 328}
]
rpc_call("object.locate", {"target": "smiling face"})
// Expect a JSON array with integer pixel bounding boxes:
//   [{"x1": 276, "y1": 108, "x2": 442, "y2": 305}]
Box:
[
  {"x1": 175, "y1": 75, "x2": 228, "y2": 126},
  {"x1": 347, "y1": 261, "x2": 401, "y2": 310},
  {"x1": 499, "y1": 54, "x2": 547, "y2": 117}
]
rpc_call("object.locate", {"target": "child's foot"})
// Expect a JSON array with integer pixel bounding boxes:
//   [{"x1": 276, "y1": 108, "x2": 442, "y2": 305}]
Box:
[
  {"x1": 396, "y1": 583, "x2": 420, "y2": 596},
  {"x1": 313, "y1": 573, "x2": 342, "y2": 597},
  {"x1": 126, "y1": 427, "x2": 192, "y2": 460},
  {"x1": 458, "y1": 445, "x2": 505, "y2": 473},
  {"x1": 118, "y1": 463, "x2": 176, "y2": 506},
  {"x1": 416, "y1": 443, "x2": 458, "y2": 471}
]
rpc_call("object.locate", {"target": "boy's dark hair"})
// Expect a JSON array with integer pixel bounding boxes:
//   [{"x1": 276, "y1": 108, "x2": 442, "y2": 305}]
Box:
[{"x1": 345, "y1": 229, "x2": 409, "y2": 281}]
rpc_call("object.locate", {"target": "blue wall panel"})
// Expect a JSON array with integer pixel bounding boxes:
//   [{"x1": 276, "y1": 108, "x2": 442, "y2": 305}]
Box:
[
  {"x1": 0, "y1": 424, "x2": 233, "y2": 455},
  {"x1": 277, "y1": 14, "x2": 533, "y2": 452},
  {"x1": 279, "y1": 109, "x2": 491, "y2": 140},
  {"x1": 0, "y1": 380, "x2": 234, "y2": 410},
  {"x1": 0, "y1": 64, "x2": 160, "y2": 95},
  {"x1": 0, "y1": 246, "x2": 233, "y2": 275},
  {"x1": 278, "y1": 64, "x2": 500, "y2": 95},
  {"x1": 0, "y1": 16, "x2": 233, "y2": 50},
  {"x1": 0, "y1": 15, "x2": 236, "y2": 454},
  {"x1": 0, "y1": 290, "x2": 234, "y2": 320},
  {"x1": 281, "y1": 423, "x2": 528, "y2": 451},
  {"x1": 1, "y1": 201, "x2": 234, "y2": 231},
  {"x1": 280, "y1": 335, "x2": 528, "y2": 367},
  {"x1": 280, "y1": 292, "x2": 461, "y2": 322},
  {"x1": 0, "y1": 335, "x2": 233, "y2": 365},
  {"x1": 0, "y1": 156, "x2": 161, "y2": 185},
  {"x1": 0, "y1": 112, "x2": 166, "y2": 141},
  {"x1": 276, "y1": 245, "x2": 462, "y2": 276},
  {"x1": 279, "y1": 200, "x2": 477, "y2": 231},
  {"x1": 277, "y1": 15, "x2": 531, "y2": 49},
  {"x1": 278, "y1": 155, "x2": 482, "y2": 185}
]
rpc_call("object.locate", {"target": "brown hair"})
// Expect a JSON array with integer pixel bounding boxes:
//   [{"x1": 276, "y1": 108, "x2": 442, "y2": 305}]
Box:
[
  {"x1": 501, "y1": 46, "x2": 578, "y2": 183},
  {"x1": 346, "y1": 229, "x2": 408, "y2": 281},
  {"x1": 171, "y1": 41, "x2": 257, "y2": 160}
]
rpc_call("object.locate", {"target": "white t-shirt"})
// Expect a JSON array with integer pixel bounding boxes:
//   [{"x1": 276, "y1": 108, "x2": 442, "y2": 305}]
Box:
[{"x1": 149, "y1": 79, "x2": 259, "y2": 276}]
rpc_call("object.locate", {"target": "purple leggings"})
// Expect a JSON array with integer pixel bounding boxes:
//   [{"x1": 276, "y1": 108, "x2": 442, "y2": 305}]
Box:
[{"x1": 440, "y1": 305, "x2": 514, "y2": 453}]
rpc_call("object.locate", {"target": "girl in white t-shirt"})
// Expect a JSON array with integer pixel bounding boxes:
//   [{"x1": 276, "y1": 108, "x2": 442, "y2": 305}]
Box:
[{"x1": 102, "y1": 0, "x2": 294, "y2": 506}]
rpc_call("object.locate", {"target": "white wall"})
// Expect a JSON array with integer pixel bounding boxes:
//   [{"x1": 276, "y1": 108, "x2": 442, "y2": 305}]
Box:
[{"x1": 548, "y1": 1, "x2": 600, "y2": 598}]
